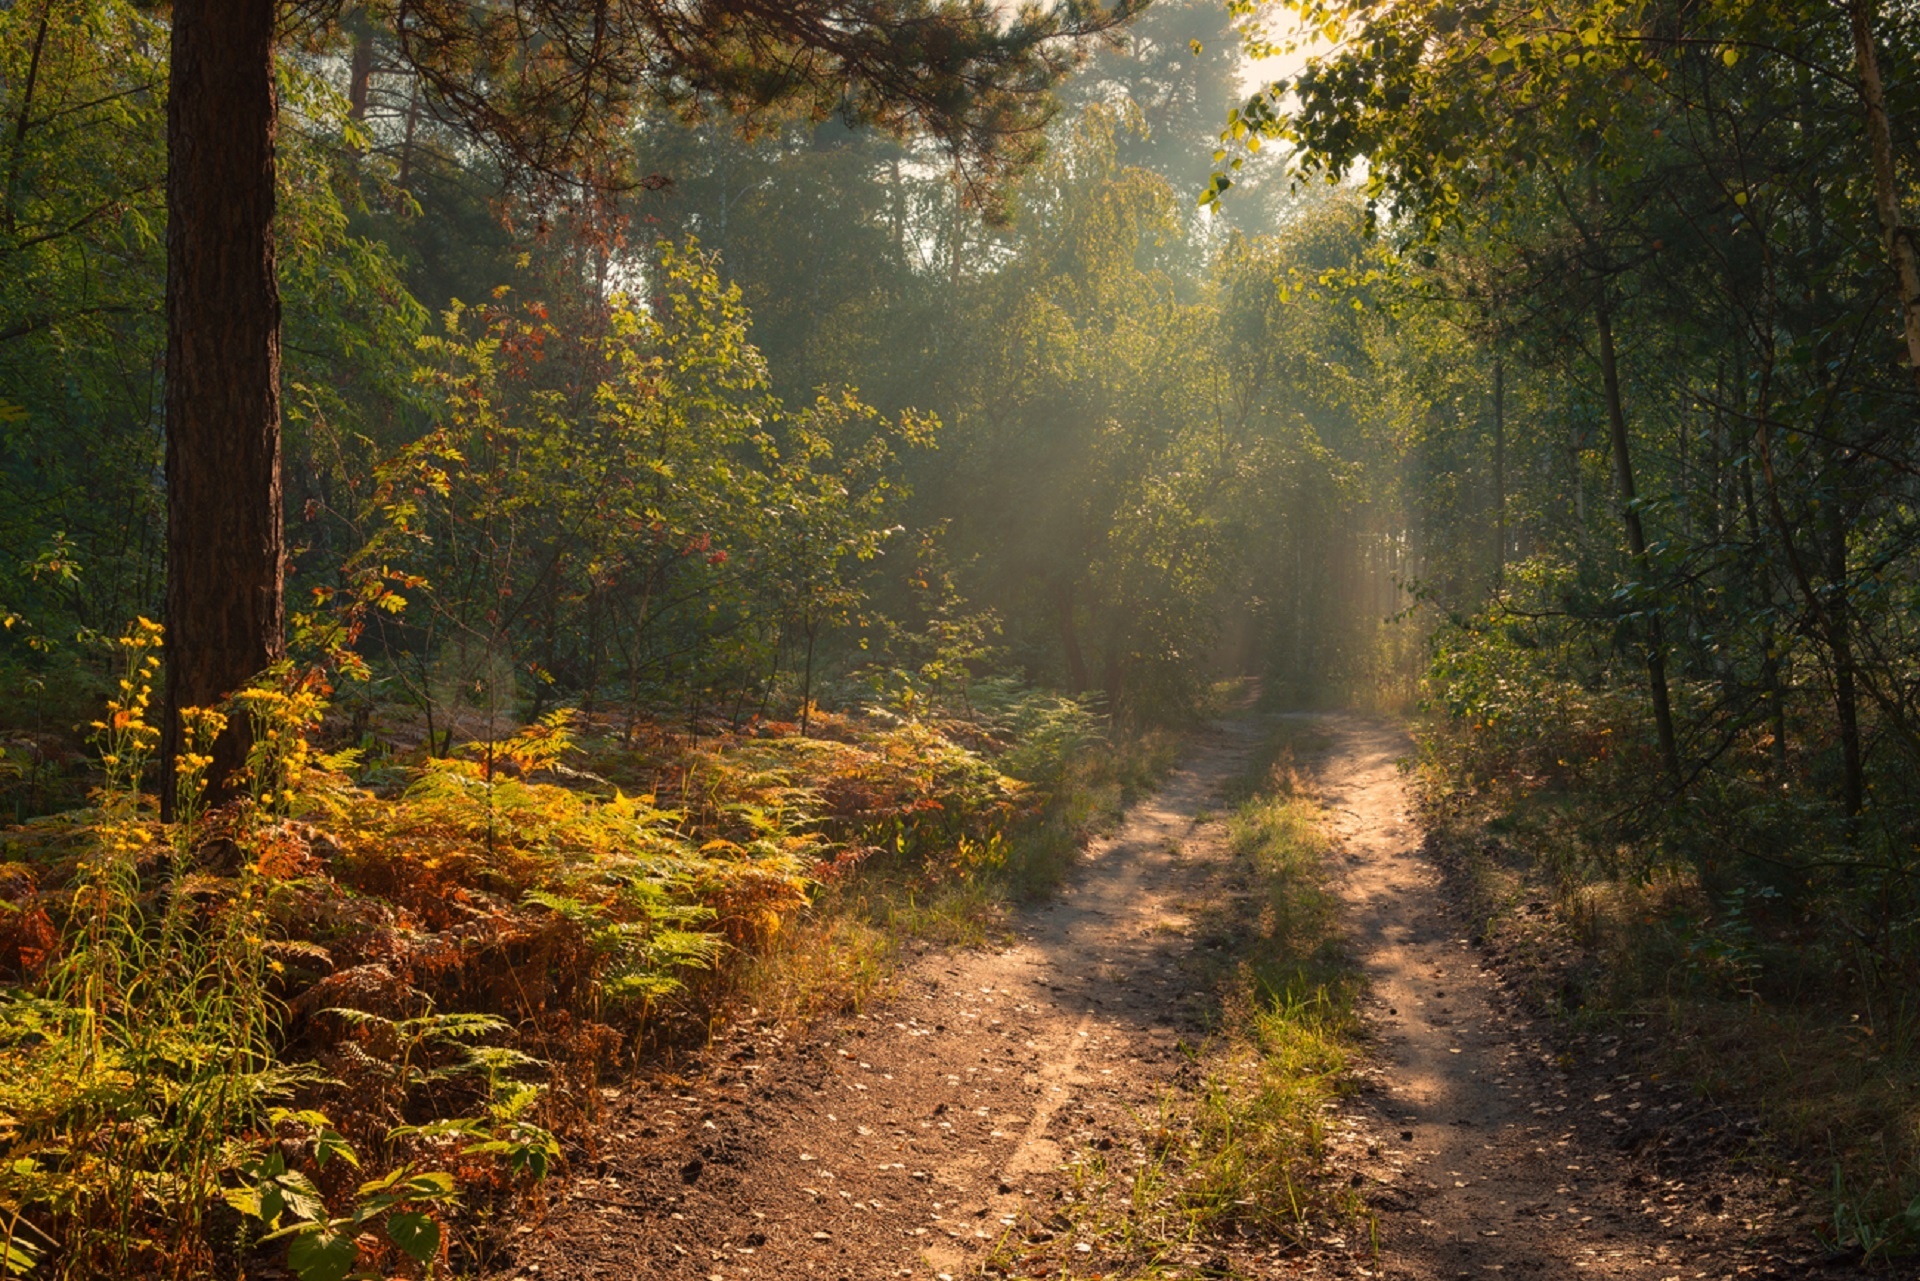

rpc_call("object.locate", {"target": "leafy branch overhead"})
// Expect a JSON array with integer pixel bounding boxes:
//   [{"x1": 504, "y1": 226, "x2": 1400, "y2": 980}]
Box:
[{"x1": 382, "y1": 0, "x2": 1147, "y2": 204}]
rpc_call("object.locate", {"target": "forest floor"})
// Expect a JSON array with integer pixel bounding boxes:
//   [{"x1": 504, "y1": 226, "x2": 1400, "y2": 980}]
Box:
[{"x1": 489, "y1": 714, "x2": 1862, "y2": 1281}]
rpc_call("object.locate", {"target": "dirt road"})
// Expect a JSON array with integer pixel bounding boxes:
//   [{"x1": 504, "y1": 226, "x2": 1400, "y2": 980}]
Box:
[
  {"x1": 498, "y1": 713, "x2": 1830, "y2": 1280},
  {"x1": 1300, "y1": 716, "x2": 1816, "y2": 1280}
]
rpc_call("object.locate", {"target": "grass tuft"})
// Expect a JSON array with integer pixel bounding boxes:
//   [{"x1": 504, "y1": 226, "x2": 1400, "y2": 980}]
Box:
[
  {"x1": 1178, "y1": 778, "x2": 1365, "y2": 1243},
  {"x1": 1023, "y1": 721, "x2": 1371, "y2": 1277}
]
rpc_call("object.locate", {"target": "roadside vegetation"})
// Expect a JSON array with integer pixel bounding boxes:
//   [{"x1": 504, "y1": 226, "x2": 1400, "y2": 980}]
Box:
[
  {"x1": 1417, "y1": 692, "x2": 1920, "y2": 1266},
  {"x1": 1201, "y1": 0, "x2": 1920, "y2": 1260},
  {"x1": 0, "y1": 619, "x2": 1176, "y2": 1278}
]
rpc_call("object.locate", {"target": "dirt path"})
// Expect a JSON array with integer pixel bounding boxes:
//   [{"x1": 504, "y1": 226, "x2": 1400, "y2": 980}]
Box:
[
  {"x1": 1303, "y1": 714, "x2": 1824, "y2": 1281},
  {"x1": 499, "y1": 713, "x2": 1825, "y2": 1281},
  {"x1": 500, "y1": 715, "x2": 1269, "y2": 1280}
]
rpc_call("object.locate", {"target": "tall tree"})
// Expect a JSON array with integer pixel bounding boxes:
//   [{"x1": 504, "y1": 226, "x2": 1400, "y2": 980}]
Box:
[
  {"x1": 159, "y1": 0, "x2": 1141, "y2": 808},
  {"x1": 162, "y1": 0, "x2": 282, "y2": 806}
]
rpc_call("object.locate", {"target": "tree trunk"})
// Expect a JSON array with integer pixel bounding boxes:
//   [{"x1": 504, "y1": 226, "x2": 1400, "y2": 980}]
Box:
[
  {"x1": 1824, "y1": 510, "x2": 1865, "y2": 818},
  {"x1": 1492, "y1": 357, "x2": 1506, "y2": 592},
  {"x1": 347, "y1": 17, "x2": 374, "y2": 126},
  {"x1": 1051, "y1": 579, "x2": 1088, "y2": 694},
  {"x1": 890, "y1": 156, "x2": 906, "y2": 265},
  {"x1": 1595, "y1": 301, "x2": 1681, "y2": 785},
  {"x1": 799, "y1": 617, "x2": 818, "y2": 737},
  {"x1": 2, "y1": 0, "x2": 53, "y2": 236},
  {"x1": 397, "y1": 79, "x2": 422, "y2": 192},
  {"x1": 1736, "y1": 416, "x2": 1790, "y2": 775},
  {"x1": 948, "y1": 154, "x2": 965, "y2": 287},
  {"x1": 1846, "y1": 0, "x2": 1920, "y2": 388},
  {"x1": 161, "y1": 0, "x2": 283, "y2": 817}
]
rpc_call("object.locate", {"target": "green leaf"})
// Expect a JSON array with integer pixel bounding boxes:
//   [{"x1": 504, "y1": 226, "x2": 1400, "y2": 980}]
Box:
[
  {"x1": 387, "y1": 1212, "x2": 441, "y2": 1266},
  {"x1": 1722, "y1": 46, "x2": 1739, "y2": 65},
  {"x1": 388, "y1": 1117, "x2": 490, "y2": 1143},
  {"x1": 0, "y1": 1237, "x2": 40, "y2": 1279},
  {"x1": 355, "y1": 1166, "x2": 408, "y2": 1196},
  {"x1": 314, "y1": 1128, "x2": 360, "y2": 1170},
  {"x1": 273, "y1": 1170, "x2": 330, "y2": 1223},
  {"x1": 220, "y1": 1175, "x2": 264, "y2": 1215},
  {"x1": 286, "y1": 1229, "x2": 357, "y2": 1281},
  {"x1": 401, "y1": 1172, "x2": 458, "y2": 1199}
]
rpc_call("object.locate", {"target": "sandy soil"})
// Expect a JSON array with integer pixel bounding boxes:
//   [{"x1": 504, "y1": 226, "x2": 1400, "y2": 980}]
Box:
[
  {"x1": 1298, "y1": 715, "x2": 1833, "y2": 1281},
  {"x1": 492, "y1": 713, "x2": 1851, "y2": 1281}
]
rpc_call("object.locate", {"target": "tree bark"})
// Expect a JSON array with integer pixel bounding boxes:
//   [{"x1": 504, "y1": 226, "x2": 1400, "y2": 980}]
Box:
[
  {"x1": 2, "y1": 0, "x2": 54, "y2": 236},
  {"x1": 1492, "y1": 358, "x2": 1506, "y2": 592},
  {"x1": 397, "y1": 79, "x2": 422, "y2": 192},
  {"x1": 1051, "y1": 579, "x2": 1089, "y2": 694},
  {"x1": 347, "y1": 16, "x2": 374, "y2": 126},
  {"x1": 1595, "y1": 301, "x2": 1681, "y2": 785},
  {"x1": 161, "y1": 0, "x2": 283, "y2": 816},
  {"x1": 1847, "y1": 0, "x2": 1920, "y2": 388},
  {"x1": 1824, "y1": 508, "x2": 1865, "y2": 817}
]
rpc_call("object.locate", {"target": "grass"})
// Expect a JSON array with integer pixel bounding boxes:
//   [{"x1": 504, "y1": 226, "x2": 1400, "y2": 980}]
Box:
[
  {"x1": 1178, "y1": 754, "x2": 1366, "y2": 1245},
  {"x1": 993, "y1": 721, "x2": 1371, "y2": 1278}
]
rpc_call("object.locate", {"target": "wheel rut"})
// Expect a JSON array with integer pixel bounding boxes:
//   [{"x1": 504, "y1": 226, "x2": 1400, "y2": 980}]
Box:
[{"x1": 500, "y1": 716, "x2": 1263, "y2": 1280}]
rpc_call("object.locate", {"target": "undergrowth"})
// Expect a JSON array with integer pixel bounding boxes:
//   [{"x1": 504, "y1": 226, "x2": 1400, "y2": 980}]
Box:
[
  {"x1": 716, "y1": 714, "x2": 1175, "y2": 1028},
  {"x1": 0, "y1": 624, "x2": 1146, "y2": 1278},
  {"x1": 1415, "y1": 658, "x2": 1920, "y2": 1266}
]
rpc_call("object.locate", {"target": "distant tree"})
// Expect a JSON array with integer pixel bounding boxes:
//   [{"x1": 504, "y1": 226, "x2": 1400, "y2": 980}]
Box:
[
  {"x1": 1061, "y1": 0, "x2": 1240, "y2": 186},
  {"x1": 160, "y1": 0, "x2": 1141, "y2": 811}
]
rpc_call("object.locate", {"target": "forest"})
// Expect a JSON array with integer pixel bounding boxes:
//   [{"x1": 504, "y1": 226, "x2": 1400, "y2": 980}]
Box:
[{"x1": 1, "y1": 0, "x2": 1919, "y2": 1275}]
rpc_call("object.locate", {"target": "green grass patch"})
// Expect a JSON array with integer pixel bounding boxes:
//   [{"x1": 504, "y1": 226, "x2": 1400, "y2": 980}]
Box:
[
  {"x1": 1016, "y1": 722, "x2": 1371, "y2": 1278},
  {"x1": 1178, "y1": 782, "x2": 1366, "y2": 1243}
]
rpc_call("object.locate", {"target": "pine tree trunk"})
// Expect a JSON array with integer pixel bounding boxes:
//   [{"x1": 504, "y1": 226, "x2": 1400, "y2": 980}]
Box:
[
  {"x1": 347, "y1": 17, "x2": 374, "y2": 124},
  {"x1": 161, "y1": 0, "x2": 283, "y2": 817},
  {"x1": 1824, "y1": 511, "x2": 1865, "y2": 818}
]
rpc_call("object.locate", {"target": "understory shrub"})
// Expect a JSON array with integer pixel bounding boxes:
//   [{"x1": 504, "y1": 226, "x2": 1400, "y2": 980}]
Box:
[{"x1": 0, "y1": 622, "x2": 1116, "y2": 1277}]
